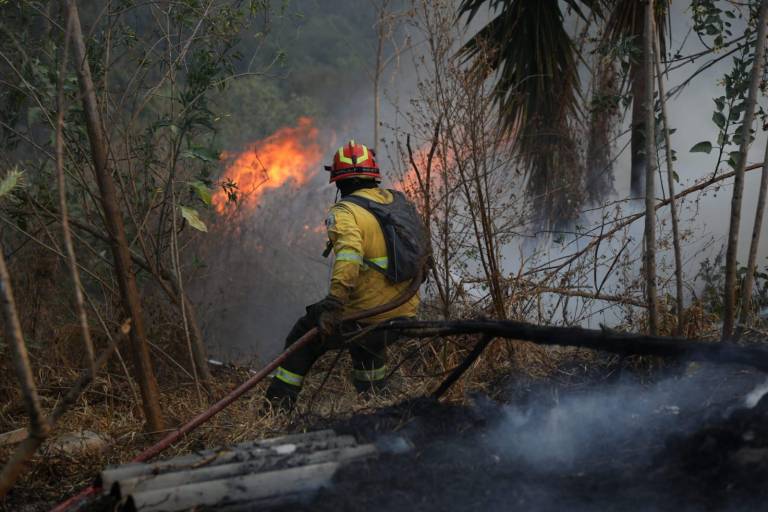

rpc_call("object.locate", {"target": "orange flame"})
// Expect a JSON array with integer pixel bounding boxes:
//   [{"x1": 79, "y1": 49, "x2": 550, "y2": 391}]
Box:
[
  {"x1": 302, "y1": 223, "x2": 326, "y2": 234},
  {"x1": 394, "y1": 142, "x2": 453, "y2": 195},
  {"x1": 214, "y1": 117, "x2": 323, "y2": 212}
]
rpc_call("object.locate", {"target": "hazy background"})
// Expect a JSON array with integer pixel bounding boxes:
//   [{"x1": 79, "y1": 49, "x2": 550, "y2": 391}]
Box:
[{"x1": 192, "y1": 1, "x2": 768, "y2": 364}]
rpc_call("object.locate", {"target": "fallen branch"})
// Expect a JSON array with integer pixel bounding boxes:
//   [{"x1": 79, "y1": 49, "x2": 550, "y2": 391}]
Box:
[
  {"x1": 381, "y1": 319, "x2": 768, "y2": 372},
  {"x1": 0, "y1": 429, "x2": 27, "y2": 447}
]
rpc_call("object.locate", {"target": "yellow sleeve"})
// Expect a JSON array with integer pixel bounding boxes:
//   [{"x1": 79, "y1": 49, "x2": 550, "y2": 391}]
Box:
[{"x1": 326, "y1": 204, "x2": 363, "y2": 302}]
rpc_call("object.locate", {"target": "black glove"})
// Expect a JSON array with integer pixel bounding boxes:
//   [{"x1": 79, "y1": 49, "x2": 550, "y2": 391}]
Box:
[{"x1": 314, "y1": 295, "x2": 345, "y2": 336}]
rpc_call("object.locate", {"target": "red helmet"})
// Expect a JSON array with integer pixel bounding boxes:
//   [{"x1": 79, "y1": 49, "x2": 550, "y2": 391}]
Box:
[{"x1": 324, "y1": 140, "x2": 380, "y2": 183}]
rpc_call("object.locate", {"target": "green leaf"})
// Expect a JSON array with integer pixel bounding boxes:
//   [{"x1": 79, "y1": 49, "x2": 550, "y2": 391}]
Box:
[
  {"x1": 0, "y1": 169, "x2": 23, "y2": 199},
  {"x1": 712, "y1": 112, "x2": 726, "y2": 129},
  {"x1": 189, "y1": 181, "x2": 212, "y2": 206},
  {"x1": 728, "y1": 151, "x2": 742, "y2": 169},
  {"x1": 180, "y1": 206, "x2": 208, "y2": 232},
  {"x1": 690, "y1": 141, "x2": 713, "y2": 154},
  {"x1": 180, "y1": 146, "x2": 221, "y2": 162},
  {"x1": 672, "y1": 171, "x2": 680, "y2": 183},
  {"x1": 714, "y1": 97, "x2": 725, "y2": 111}
]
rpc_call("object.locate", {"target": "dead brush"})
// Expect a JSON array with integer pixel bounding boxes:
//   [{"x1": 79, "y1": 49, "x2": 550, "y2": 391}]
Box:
[{"x1": 0, "y1": 292, "x2": 720, "y2": 511}]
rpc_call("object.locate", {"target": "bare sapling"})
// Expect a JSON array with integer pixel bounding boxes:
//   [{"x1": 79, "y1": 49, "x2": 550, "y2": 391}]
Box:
[
  {"x1": 643, "y1": 0, "x2": 659, "y2": 335},
  {"x1": 55, "y1": 9, "x2": 96, "y2": 375},
  {"x1": 722, "y1": 0, "x2": 768, "y2": 341},
  {"x1": 737, "y1": 123, "x2": 768, "y2": 336},
  {"x1": 653, "y1": 17, "x2": 684, "y2": 335},
  {"x1": 0, "y1": 245, "x2": 49, "y2": 497},
  {"x1": 66, "y1": 0, "x2": 164, "y2": 430}
]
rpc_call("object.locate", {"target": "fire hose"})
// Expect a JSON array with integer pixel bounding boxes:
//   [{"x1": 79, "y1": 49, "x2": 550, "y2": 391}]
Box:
[{"x1": 50, "y1": 271, "x2": 422, "y2": 512}]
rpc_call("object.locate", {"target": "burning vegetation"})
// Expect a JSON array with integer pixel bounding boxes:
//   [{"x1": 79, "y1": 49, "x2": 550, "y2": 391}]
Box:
[{"x1": 214, "y1": 117, "x2": 323, "y2": 213}]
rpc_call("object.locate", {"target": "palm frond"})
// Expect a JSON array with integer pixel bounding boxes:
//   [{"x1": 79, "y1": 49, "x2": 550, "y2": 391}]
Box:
[
  {"x1": 459, "y1": 0, "x2": 602, "y2": 25},
  {"x1": 458, "y1": 0, "x2": 589, "y2": 226},
  {"x1": 458, "y1": 0, "x2": 580, "y2": 138}
]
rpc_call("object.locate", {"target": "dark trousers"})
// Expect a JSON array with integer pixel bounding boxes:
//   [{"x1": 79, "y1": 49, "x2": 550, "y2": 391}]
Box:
[{"x1": 276, "y1": 302, "x2": 407, "y2": 389}]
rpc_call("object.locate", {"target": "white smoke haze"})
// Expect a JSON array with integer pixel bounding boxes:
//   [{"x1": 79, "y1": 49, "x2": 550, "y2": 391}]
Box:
[
  {"x1": 485, "y1": 365, "x2": 760, "y2": 472},
  {"x1": 192, "y1": 177, "x2": 334, "y2": 364},
  {"x1": 745, "y1": 377, "x2": 768, "y2": 408}
]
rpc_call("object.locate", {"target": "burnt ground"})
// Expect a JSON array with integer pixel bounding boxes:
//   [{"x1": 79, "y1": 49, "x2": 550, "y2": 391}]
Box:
[
  {"x1": 75, "y1": 360, "x2": 768, "y2": 512},
  {"x1": 258, "y1": 362, "x2": 768, "y2": 512}
]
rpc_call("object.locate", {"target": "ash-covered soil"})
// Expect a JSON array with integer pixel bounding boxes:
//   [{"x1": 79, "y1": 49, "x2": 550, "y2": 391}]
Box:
[{"x1": 263, "y1": 364, "x2": 768, "y2": 512}]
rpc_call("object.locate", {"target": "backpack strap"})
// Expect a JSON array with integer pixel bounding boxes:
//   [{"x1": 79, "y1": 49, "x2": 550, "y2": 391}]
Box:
[{"x1": 338, "y1": 194, "x2": 389, "y2": 275}]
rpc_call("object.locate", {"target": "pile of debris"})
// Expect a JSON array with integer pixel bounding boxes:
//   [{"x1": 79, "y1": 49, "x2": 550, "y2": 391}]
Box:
[{"x1": 95, "y1": 430, "x2": 376, "y2": 511}]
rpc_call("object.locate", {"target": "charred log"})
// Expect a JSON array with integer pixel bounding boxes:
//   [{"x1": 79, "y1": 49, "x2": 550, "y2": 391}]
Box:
[{"x1": 379, "y1": 319, "x2": 768, "y2": 372}]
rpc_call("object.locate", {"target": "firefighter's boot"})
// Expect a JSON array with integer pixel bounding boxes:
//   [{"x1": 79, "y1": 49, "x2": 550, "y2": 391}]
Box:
[
  {"x1": 263, "y1": 373, "x2": 301, "y2": 413},
  {"x1": 352, "y1": 364, "x2": 389, "y2": 396}
]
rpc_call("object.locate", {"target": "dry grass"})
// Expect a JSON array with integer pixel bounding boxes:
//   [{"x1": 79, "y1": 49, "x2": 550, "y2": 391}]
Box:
[
  {"x1": 0, "y1": 294, "x2": 727, "y2": 511},
  {"x1": 0, "y1": 329, "x2": 568, "y2": 511}
]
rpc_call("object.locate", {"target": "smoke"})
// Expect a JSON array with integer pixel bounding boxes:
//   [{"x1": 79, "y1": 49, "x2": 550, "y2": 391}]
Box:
[
  {"x1": 745, "y1": 377, "x2": 768, "y2": 408},
  {"x1": 484, "y1": 365, "x2": 759, "y2": 472},
  {"x1": 495, "y1": 1, "x2": 768, "y2": 328},
  {"x1": 192, "y1": 168, "x2": 334, "y2": 364}
]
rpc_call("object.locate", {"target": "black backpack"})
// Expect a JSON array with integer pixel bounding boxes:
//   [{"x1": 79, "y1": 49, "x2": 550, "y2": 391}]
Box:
[{"x1": 340, "y1": 189, "x2": 428, "y2": 283}]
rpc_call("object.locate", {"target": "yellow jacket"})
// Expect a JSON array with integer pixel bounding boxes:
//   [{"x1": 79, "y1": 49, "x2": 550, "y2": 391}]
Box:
[{"x1": 326, "y1": 188, "x2": 420, "y2": 323}]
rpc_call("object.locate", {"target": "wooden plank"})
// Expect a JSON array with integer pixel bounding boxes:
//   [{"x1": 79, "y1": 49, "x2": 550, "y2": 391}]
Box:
[
  {"x1": 100, "y1": 431, "x2": 346, "y2": 492},
  {"x1": 125, "y1": 462, "x2": 340, "y2": 512},
  {"x1": 117, "y1": 444, "x2": 376, "y2": 497}
]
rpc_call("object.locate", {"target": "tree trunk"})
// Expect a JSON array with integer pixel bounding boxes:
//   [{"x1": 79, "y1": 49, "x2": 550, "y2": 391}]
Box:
[
  {"x1": 630, "y1": 12, "x2": 648, "y2": 198},
  {"x1": 373, "y1": 37, "x2": 382, "y2": 154},
  {"x1": 372, "y1": 0, "x2": 389, "y2": 154},
  {"x1": 0, "y1": 244, "x2": 49, "y2": 498},
  {"x1": 0, "y1": 247, "x2": 48, "y2": 440},
  {"x1": 66, "y1": 0, "x2": 164, "y2": 431},
  {"x1": 721, "y1": 0, "x2": 768, "y2": 341},
  {"x1": 737, "y1": 134, "x2": 768, "y2": 334},
  {"x1": 585, "y1": 57, "x2": 618, "y2": 204},
  {"x1": 643, "y1": 0, "x2": 659, "y2": 335},
  {"x1": 653, "y1": 19, "x2": 684, "y2": 336}
]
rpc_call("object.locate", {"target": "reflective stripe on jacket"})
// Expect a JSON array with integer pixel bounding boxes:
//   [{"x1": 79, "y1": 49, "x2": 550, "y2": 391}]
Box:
[{"x1": 326, "y1": 188, "x2": 419, "y2": 323}]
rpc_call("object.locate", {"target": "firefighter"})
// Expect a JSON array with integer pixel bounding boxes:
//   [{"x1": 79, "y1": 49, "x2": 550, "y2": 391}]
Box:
[{"x1": 264, "y1": 140, "x2": 422, "y2": 411}]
